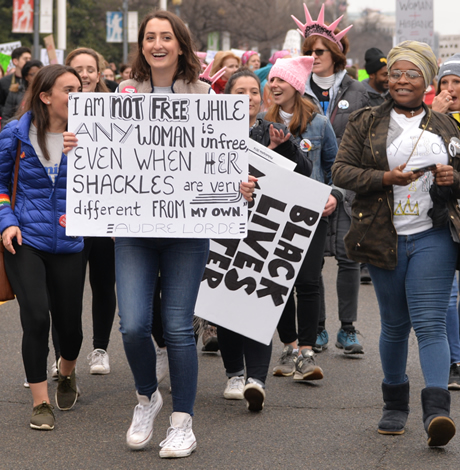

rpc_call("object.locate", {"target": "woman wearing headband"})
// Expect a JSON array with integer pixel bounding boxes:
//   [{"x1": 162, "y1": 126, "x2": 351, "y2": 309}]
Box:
[{"x1": 332, "y1": 40, "x2": 460, "y2": 447}]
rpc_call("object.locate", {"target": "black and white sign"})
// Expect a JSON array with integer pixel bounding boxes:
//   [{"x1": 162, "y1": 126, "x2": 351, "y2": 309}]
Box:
[{"x1": 66, "y1": 93, "x2": 249, "y2": 238}]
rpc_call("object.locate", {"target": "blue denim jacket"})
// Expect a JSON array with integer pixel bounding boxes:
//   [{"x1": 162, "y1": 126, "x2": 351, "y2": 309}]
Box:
[{"x1": 296, "y1": 113, "x2": 338, "y2": 185}]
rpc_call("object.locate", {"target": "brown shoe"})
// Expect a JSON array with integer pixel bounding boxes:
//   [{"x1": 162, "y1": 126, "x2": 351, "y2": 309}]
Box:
[{"x1": 201, "y1": 325, "x2": 219, "y2": 352}]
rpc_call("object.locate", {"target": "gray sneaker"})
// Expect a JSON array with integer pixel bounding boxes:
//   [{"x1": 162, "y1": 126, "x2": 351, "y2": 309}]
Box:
[
  {"x1": 293, "y1": 349, "x2": 324, "y2": 381},
  {"x1": 56, "y1": 368, "x2": 79, "y2": 411},
  {"x1": 272, "y1": 345, "x2": 297, "y2": 377},
  {"x1": 30, "y1": 401, "x2": 55, "y2": 430}
]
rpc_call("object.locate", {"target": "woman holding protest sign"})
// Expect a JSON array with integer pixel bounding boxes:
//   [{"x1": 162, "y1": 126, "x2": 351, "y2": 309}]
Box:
[
  {"x1": 64, "y1": 10, "x2": 255, "y2": 458},
  {"x1": 64, "y1": 48, "x2": 116, "y2": 377},
  {"x1": 217, "y1": 67, "x2": 311, "y2": 411},
  {"x1": 0, "y1": 64, "x2": 84, "y2": 430},
  {"x1": 262, "y1": 56, "x2": 339, "y2": 382}
]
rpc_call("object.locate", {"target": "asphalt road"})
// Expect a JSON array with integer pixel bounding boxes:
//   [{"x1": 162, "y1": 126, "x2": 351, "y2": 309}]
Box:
[{"x1": 1, "y1": 257, "x2": 459, "y2": 470}]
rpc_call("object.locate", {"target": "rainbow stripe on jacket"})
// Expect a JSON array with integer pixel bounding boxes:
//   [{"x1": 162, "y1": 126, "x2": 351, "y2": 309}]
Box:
[{"x1": 0, "y1": 194, "x2": 11, "y2": 207}]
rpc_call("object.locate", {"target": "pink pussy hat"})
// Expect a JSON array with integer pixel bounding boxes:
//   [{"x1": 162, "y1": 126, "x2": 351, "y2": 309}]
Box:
[
  {"x1": 269, "y1": 50, "x2": 291, "y2": 65},
  {"x1": 268, "y1": 56, "x2": 314, "y2": 94}
]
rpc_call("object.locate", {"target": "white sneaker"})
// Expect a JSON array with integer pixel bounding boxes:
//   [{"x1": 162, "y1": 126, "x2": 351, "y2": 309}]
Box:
[
  {"x1": 23, "y1": 378, "x2": 29, "y2": 388},
  {"x1": 126, "y1": 390, "x2": 163, "y2": 450},
  {"x1": 50, "y1": 360, "x2": 59, "y2": 380},
  {"x1": 223, "y1": 376, "x2": 244, "y2": 400},
  {"x1": 87, "y1": 349, "x2": 110, "y2": 375},
  {"x1": 159, "y1": 412, "x2": 197, "y2": 458},
  {"x1": 243, "y1": 378, "x2": 265, "y2": 412},
  {"x1": 156, "y1": 346, "x2": 168, "y2": 383}
]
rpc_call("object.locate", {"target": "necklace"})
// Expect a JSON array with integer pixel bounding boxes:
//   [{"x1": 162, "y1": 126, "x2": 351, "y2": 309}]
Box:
[{"x1": 394, "y1": 103, "x2": 423, "y2": 117}]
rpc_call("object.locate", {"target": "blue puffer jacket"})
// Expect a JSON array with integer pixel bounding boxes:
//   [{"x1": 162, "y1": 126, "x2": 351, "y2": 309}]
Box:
[{"x1": 0, "y1": 112, "x2": 83, "y2": 254}]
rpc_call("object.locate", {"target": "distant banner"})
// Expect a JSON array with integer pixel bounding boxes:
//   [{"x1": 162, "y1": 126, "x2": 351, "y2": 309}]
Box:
[
  {"x1": 395, "y1": 0, "x2": 434, "y2": 47},
  {"x1": 66, "y1": 93, "x2": 249, "y2": 238},
  {"x1": 106, "y1": 12, "x2": 123, "y2": 43},
  {"x1": 12, "y1": 0, "x2": 34, "y2": 33},
  {"x1": 0, "y1": 41, "x2": 22, "y2": 56},
  {"x1": 128, "y1": 11, "x2": 138, "y2": 43},
  {"x1": 39, "y1": 0, "x2": 53, "y2": 34},
  {"x1": 195, "y1": 153, "x2": 331, "y2": 345}
]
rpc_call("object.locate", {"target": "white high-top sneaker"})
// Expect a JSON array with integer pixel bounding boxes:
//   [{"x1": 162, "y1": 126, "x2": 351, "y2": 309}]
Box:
[
  {"x1": 159, "y1": 412, "x2": 197, "y2": 458},
  {"x1": 126, "y1": 390, "x2": 163, "y2": 450}
]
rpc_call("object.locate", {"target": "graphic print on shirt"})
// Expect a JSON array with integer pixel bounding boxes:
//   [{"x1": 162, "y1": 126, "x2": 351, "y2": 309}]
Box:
[
  {"x1": 45, "y1": 163, "x2": 59, "y2": 184},
  {"x1": 386, "y1": 110, "x2": 448, "y2": 235}
]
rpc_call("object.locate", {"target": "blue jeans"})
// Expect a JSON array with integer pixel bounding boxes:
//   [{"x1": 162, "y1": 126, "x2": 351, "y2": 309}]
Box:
[
  {"x1": 368, "y1": 226, "x2": 458, "y2": 389},
  {"x1": 447, "y1": 273, "x2": 460, "y2": 364},
  {"x1": 115, "y1": 237, "x2": 209, "y2": 415}
]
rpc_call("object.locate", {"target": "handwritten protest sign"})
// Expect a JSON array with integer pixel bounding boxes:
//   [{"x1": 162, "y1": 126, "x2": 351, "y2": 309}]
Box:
[
  {"x1": 195, "y1": 152, "x2": 331, "y2": 345},
  {"x1": 395, "y1": 0, "x2": 434, "y2": 47},
  {"x1": 66, "y1": 93, "x2": 249, "y2": 238}
]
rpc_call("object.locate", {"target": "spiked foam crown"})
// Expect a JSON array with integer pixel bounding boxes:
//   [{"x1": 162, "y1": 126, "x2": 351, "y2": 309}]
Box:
[{"x1": 291, "y1": 3, "x2": 353, "y2": 52}]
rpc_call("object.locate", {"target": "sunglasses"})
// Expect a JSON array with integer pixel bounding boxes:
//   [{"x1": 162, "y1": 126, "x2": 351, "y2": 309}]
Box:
[
  {"x1": 389, "y1": 70, "x2": 423, "y2": 83},
  {"x1": 304, "y1": 49, "x2": 330, "y2": 57}
]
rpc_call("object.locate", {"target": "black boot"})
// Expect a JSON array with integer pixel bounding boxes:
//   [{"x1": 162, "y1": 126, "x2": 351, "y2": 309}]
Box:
[
  {"x1": 378, "y1": 381, "x2": 410, "y2": 435},
  {"x1": 421, "y1": 387, "x2": 456, "y2": 447}
]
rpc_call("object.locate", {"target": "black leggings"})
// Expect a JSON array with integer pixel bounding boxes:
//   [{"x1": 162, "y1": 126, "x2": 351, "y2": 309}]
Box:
[
  {"x1": 277, "y1": 218, "x2": 328, "y2": 347},
  {"x1": 83, "y1": 237, "x2": 116, "y2": 351},
  {"x1": 5, "y1": 242, "x2": 84, "y2": 383},
  {"x1": 217, "y1": 326, "x2": 272, "y2": 384}
]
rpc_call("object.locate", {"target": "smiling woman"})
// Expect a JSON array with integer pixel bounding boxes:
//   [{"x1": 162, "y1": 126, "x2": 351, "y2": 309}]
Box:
[
  {"x1": 0, "y1": 65, "x2": 85, "y2": 431},
  {"x1": 332, "y1": 40, "x2": 460, "y2": 447},
  {"x1": 92, "y1": 9, "x2": 256, "y2": 460}
]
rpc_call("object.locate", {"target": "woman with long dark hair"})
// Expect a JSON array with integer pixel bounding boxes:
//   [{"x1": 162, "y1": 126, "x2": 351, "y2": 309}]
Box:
[
  {"x1": 64, "y1": 10, "x2": 255, "y2": 458},
  {"x1": 0, "y1": 65, "x2": 84, "y2": 430}
]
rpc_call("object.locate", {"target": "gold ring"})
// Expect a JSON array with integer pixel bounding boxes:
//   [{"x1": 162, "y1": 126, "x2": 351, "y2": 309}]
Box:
[{"x1": 407, "y1": 179, "x2": 411, "y2": 184}]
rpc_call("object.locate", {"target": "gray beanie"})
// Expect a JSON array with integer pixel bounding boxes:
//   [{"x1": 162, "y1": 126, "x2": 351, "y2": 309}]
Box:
[{"x1": 439, "y1": 53, "x2": 460, "y2": 79}]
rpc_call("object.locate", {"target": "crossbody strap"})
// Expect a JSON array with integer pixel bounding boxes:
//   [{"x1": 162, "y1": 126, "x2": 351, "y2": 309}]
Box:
[{"x1": 11, "y1": 142, "x2": 21, "y2": 210}]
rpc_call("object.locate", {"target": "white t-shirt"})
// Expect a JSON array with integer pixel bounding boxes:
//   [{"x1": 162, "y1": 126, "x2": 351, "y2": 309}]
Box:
[
  {"x1": 29, "y1": 124, "x2": 63, "y2": 185},
  {"x1": 386, "y1": 110, "x2": 448, "y2": 235}
]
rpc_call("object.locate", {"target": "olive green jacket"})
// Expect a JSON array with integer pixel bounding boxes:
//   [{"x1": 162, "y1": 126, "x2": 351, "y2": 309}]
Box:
[{"x1": 331, "y1": 99, "x2": 460, "y2": 270}]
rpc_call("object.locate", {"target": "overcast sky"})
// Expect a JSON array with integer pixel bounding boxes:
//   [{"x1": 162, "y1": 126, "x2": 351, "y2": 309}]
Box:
[{"x1": 347, "y1": 0, "x2": 459, "y2": 35}]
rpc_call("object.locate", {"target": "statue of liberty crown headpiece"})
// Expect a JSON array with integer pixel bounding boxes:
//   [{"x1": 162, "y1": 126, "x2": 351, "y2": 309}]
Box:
[{"x1": 291, "y1": 3, "x2": 353, "y2": 52}]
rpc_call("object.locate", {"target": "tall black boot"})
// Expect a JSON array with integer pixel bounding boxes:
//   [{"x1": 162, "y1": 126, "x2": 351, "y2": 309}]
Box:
[
  {"x1": 421, "y1": 387, "x2": 456, "y2": 447},
  {"x1": 378, "y1": 381, "x2": 410, "y2": 435}
]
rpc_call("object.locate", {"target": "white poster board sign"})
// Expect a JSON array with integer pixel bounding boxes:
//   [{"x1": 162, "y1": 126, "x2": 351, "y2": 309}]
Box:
[
  {"x1": 283, "y1": 30, "x2": 302, "y2": 58},
  {"x1": 195, "y1": 153, "x2": 331, "y2": 345},
  {"x1": 0, "y1": 41, "x2": 22, "y2": 56},
  {"x1": 40, "y1": 48, "x2": 64, "y2": 65},
  {"x1": 395, "y1": 0, "x2": 434, "y2": 48},
  {"x1": 248, "y1": 140, "x2": 296, "y2": 171},
  {"x1": 66, "y1": 93, "x2": 249, "y2": 238}
]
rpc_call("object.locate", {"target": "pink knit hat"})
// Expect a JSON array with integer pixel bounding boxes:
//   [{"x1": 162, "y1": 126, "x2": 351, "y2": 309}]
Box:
[
  {"x1": 269, "y1": 50, "x2": 291, "y2": 65},
  {"x1": 241, "y1": 50, "x2": 259, "y2": 65},
  {"x1": 268, "y1": 56, "x2": 314, "y2": 94}
]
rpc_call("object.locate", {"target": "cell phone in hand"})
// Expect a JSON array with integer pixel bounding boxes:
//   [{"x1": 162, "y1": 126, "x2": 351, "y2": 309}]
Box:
[{"x1": 413, "y1": 165, "x2": 436, "y2": 173}]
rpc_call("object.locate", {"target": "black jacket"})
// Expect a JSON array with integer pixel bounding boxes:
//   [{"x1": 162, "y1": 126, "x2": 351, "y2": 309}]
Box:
[
  {"x1": 0, "y1": 74, "x2": 25, "y2": 117},
  {"x1": 250, "y1": 118, "x2": 312, "y2": 177}
]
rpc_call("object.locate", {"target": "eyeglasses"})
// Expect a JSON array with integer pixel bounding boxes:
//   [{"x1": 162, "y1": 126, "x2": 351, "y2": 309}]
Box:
[
  {"x1": 389, "y1": 70, "x2": 423, "y2": 83},
  {"x1": 304, "y1": 49, "x2": 330, "y2": 57}
]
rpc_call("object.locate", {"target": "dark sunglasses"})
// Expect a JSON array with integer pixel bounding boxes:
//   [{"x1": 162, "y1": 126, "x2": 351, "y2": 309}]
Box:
[{"x1": 304, "y1": 49, "x2": 330, "y2": 57}]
